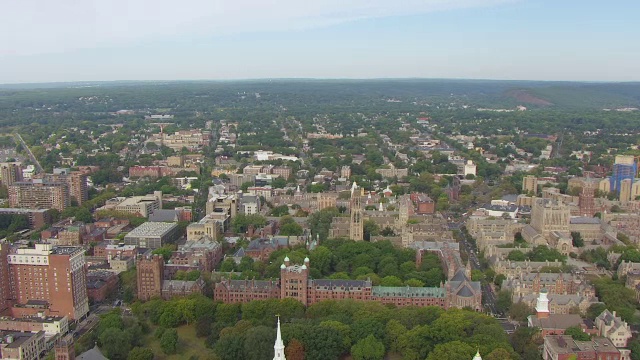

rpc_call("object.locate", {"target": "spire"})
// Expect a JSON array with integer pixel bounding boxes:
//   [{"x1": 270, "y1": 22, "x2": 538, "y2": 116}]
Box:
[
  {"x1": 379, "y1": 201, "x2": 384, "y2": 212},
  {"x1": 351, "y1": 181, "x2": 358, "y2": 194},
  {"x1": 273, "y1": 316, "x2": 286, "y2": 360},
  {"x1": 472, "y1": 350, "x2": 482, "y2": 360}
]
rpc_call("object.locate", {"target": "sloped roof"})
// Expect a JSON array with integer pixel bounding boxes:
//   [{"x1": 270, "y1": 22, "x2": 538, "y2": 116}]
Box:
[
  {"x1": 457, "y1": 285, "x2": 474, "y2": 297},
  {"x1": 77, "y1": 345, "x2": 108, "y2": 360}
]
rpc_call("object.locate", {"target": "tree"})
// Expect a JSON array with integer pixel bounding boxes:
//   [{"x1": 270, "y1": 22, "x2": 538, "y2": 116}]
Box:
[
  {"x1": 404, "y1": 278, "x2": 425, "y2": 287},
  {"x1": 99, "y1": 328, "x2": 131, "y2": 360},
  {"x1": 586, "y1": 303, "x2": 607, "y2": 320},
  {"x1": 380, "y1": 276, "x2": 403, "y2": 287},
  {"x1": 243, "y1": 326, "x2": 275, "y2": 360},
  {"x1": 507, "y1": 250, "x2": 526, "y2": 261},
  {"x1": 215, "y1": 333, "x2": 246, "y2": 360},
  {"x1": 509, "y1": 302, "x2": 533, "y2": 322},
  {"x1": 160, "y1": 328, "x2": 179, "y2": 354},
  {"x1": 384, "y1": 319, "x2": 407, "y2": 353},
  {"x1": 270, "y1": 205, "x2": 290, "y2": 217},
  {"x1": 363, "y1": 220, "x2": 379, "y2": 241},
  {"x1": 152, "y1": 245, "x2": 175, "y2": 261},
  {"x1": 127, "y1": 347, "x2": 154, "y2": 360},
  {"x1": 485, "y1": 348, "x2": 513, "y2": 360},
  {"x1": 219, "y1": 258, "x2": 236, "y2": 272},
  {"x1": 496, "y1": 290, "x2": 512, "y2": 314},
  {"x1": 285, "y1": 338, "x2": 305, "y2": 360},
  {"x1": 280, "y1": 221, "x2": 303, "y2": 236},
  {"x1": 351, "y1": 335, "x2": 385, "y2": 360},
  {"x1": 426, "y1": 341, "x2": 476, "y2": 360},
  {"x1": 564, "y1": 326, "x2": 590, "y2": 341},
  {"x1": 571, "y1": 232, "x2": 584, "y2": 247}
]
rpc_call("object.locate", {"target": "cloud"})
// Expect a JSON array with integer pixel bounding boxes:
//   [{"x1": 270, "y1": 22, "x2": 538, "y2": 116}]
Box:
[{"x1": 1, "y1": 0, "x2": 512, "y2": 56}]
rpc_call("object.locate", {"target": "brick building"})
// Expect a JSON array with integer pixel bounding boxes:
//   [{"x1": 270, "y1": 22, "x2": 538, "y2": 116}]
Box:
[
  {"x1": 0, "y1": 209, "x2": 51, "y2": 230},
  {"x1": 214, "y1": 257, "x2": 481, "y2": 310},
  {"x1": 8, "y1": 181, "x2": 69, "y2": 212},
  {"x1": 543, "y1": 336, "x2": 620, "y2": 360},
  {"x1": 136, "y1": 255, "x2": 164, "y2": 301},
  {"x1": 167, "y1": 237, "x2": 223, "y2": 273},
  {"x1": 86, "y1": 270, "x2": 119, "y2": 303},
  {"x1": 0, "y1": 243, "x2": 89, "y2": 320},
  {"x1": 410, "y1": 193, "x2": 435, "y2": 215}
]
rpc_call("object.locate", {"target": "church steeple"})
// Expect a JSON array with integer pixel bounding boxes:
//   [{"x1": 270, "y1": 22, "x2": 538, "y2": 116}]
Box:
[
  {"x1": 472, "y1": 350, "x2": 482, "y2": 360},
  {"x1": 273, "y1": 316, "x2": 286, "y2": 360}
]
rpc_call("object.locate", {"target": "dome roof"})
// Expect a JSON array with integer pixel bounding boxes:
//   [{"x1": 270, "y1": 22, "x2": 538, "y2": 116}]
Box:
[
  {"x1": 284, "y1": 256, "x2": 290, "y2": 262},
  {"x1": 301, "y1": 264, "x2": 307, "y2": 270},
  {"x1": 304, "y1": 257, "x2": 310, "y2": 262},
  {"x1": 280, "y1": 264, "x2": 286, "y2": 269}
]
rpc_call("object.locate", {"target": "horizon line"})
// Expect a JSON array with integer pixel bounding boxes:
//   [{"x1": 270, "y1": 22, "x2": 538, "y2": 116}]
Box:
[{"x1": 2, "y1": 77, "x2": 640, "y2": 88}]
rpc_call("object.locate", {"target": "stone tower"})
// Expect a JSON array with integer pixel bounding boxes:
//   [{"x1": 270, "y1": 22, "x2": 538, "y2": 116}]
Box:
[
  {"x1": 349, "y1": 182, "x2": 363, "y2": 241},
  {"x1": 55, "y1": 337, "x2": 76, "y2": 360},
  {"x1": 136, "y1": 254, "x2": 164, "y2": 301},
  {"x1": 579, "y1": 179, "x2": 596, "y2": 217}
]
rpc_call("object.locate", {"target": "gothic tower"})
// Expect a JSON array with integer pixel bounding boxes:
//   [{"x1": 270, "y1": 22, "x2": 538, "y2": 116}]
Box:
[
  {"x1": 349, "y1": 182, "x2": 363, "y2": 241},
  {"x1": 578, "y1": 179, "x2": 596, "y2": 217},
  {"x1": 55, "y1": 336, "x2": 76, "y2": 360}
]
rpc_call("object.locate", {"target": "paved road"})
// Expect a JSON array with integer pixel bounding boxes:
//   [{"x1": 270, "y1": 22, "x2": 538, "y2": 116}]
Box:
[
  {"x1": 13, "y1": 133, "x2": 44, "y2": 173},
  {"x1": 458, "y1": 226, "x2": 500, "y2": 316}
]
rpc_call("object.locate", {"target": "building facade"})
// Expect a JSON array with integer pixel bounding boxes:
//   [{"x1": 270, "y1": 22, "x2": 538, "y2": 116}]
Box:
[
  {"x1": 214, "y1": 257, "x2": 481, "y2": 311},
  {"x1": 136, "y1": 255, "x2": 164, "y2": 301},
  {"x1": 8, "y1": 181, "x2": 69, "y2": 212},
  {"x1": 1, "y1": 243, "x2": 89, "y2": 320}
]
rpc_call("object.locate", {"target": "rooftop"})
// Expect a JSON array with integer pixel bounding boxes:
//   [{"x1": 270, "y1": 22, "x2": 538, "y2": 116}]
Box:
[
  {"x1": 372, "y1": 286, "x2": 446, "y2": 298},
  {"x1": 125, "y1": 222, "x2": 178, "y2": 238}
]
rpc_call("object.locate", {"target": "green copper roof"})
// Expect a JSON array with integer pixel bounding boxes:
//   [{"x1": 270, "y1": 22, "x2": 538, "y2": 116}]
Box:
[{"x1": 372, "y1": 286, "x2": 445, "y2": 298}]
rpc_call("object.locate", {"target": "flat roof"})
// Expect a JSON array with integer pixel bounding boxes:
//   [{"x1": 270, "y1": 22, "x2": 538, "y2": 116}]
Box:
[{"x1": 125, "y1": 222, "x2": 177, "y2": 238}]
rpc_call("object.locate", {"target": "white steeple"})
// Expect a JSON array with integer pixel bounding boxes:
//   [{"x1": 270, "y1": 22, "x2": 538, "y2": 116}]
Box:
[
  {"x1": 535, "y1": 289, "x2": 550, "y2": 318},
  {"x1": 472, "y1": 350, "x2": 482, "y2": 360},
  {"x1": 351, "y1": 181, "x2": 358, "y2": 195},
  {"x1": 379, "y1": 202, "x2": 384, "y2": 212},
  {"x1": 273, "y1": 316, "x2": 286, "y2": 360}
]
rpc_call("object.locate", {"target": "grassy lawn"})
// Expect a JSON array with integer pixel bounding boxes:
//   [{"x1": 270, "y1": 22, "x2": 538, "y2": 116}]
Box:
[{"x1": 144, "y1": 325, "x2": 216, "y2": 360}]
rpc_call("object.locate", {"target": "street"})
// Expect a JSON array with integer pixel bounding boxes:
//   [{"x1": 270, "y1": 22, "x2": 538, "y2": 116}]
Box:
[{"x1": 458, "y1": 226, "x2": 500, "y2": 316}]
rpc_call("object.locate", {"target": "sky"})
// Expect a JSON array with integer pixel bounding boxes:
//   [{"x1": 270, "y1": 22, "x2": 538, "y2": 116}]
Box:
[{"x1": 1, "y1": 0, "x2": 639, "y2": 83}]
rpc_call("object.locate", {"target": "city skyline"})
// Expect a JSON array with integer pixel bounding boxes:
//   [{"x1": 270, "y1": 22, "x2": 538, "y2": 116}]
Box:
[{"x1": 2, "y1": 0, "x2": 640, "y2": 83}]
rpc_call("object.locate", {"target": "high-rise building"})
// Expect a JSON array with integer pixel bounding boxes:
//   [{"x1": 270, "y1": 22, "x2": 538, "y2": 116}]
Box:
[
  {"x1": 0, "y1": 162, "x2": 22, "y2": 187},
  {"x1": 0, "y1": 244, "x2": 11, "y2": 314},
  {"x1": 68, "y1": 172, "x2": 88, "y2": 206},
  {"x1": 522, "y1": 175, "x2": 538, "y2": 194},
  {"x1": 349, "y1": 182, "x2": 363, "y2": 241},
  {"x1": 8, "y1": 180, "x2": 69, "y2": 211},
  {"x1": 2, "y1": 243, "x2": 89, "y2": 320},
  {"x1": 136, "y1": 255, "x2": 164, "y2": 301},
  {"x1": 610, "y1": 155, "x2": 637, "y2": 197}
]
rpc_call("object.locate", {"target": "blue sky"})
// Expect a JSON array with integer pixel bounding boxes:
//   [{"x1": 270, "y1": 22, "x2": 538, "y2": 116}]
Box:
[{"x1": 1, "y1": 0, "x2": 639, "y2": 83}]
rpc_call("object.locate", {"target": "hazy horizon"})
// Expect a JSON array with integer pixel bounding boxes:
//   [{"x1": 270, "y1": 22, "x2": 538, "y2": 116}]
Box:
[{"x1": 2, "y1": 0, "x2": 639, "y2": 83}]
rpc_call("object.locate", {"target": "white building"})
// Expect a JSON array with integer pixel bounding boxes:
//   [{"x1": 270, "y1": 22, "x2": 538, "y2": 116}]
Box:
[{"x1": 464, "y1": 160, "x2": 477, "y2": 177}]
